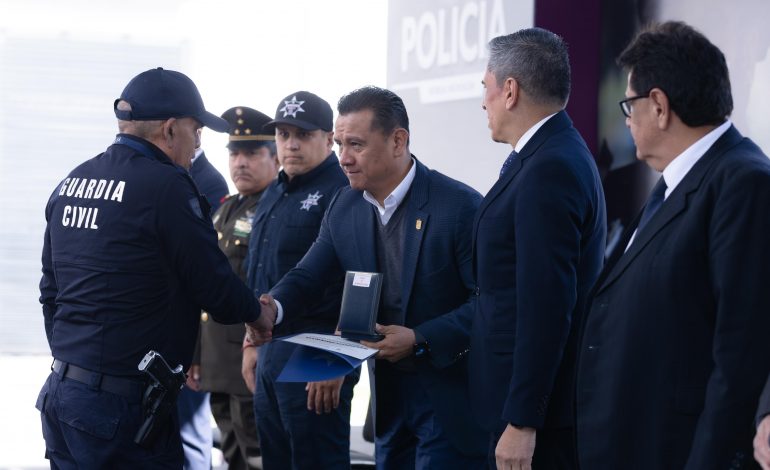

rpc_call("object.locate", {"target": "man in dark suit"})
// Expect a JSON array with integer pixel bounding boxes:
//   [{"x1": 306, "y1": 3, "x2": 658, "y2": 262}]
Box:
[
  {"x1": 259, "y1": 86, "x2": 487, "y2": 468},
  {"x1": 470, "y1": 28, "x2": 606, "y2": 470},
  {"x1": 196, "y1": 107, "x2": 279, "y2": 469},
  {"x1": 575, "y1": 21, "x2": 770, "y2": 470}
]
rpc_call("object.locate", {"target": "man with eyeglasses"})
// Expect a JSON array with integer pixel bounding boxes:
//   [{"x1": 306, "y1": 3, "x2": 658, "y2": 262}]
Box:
[{"x1": 575, "y1": 21, "x2": 770, "y2": 469}]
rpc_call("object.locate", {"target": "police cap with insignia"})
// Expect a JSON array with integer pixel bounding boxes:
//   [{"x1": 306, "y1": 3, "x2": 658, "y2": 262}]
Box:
[
  {"x1": 264, "y1": 91, "x2": 333, "y2": 133},
  {"x1": 113, "y1": 67, "x2": 229, "y2": 132},
  {"x1": 221, "y1": 107, "x2": 275, "y2": 150}
]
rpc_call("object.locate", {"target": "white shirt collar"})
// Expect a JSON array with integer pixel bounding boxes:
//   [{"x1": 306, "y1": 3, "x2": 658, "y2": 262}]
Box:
[
  {"x1": 363, "y1": 158, "x2": 416, "y2": 225},
  {"x1": 514, "y1": 112, "x2": 559, "y2": 153},
  {"x1": 191, "y1": 148, "x2": 204, "y2": 165},
  {"x1": 661, "y1": 120, "x2": 731, "y2": 199}
]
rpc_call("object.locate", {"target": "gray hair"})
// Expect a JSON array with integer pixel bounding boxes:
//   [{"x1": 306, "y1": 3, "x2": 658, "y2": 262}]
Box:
[
  {"x1": 116, "y1": 100, "x2": 164, "y2": 139},
  {"x1": 487, "y1": 28, "x2": 571, "y2": 107}
]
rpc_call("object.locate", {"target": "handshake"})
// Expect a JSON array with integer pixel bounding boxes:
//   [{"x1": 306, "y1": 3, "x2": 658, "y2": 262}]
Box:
[{"x1": 245, "y1": 294, "x2": 278, "y2": 346}]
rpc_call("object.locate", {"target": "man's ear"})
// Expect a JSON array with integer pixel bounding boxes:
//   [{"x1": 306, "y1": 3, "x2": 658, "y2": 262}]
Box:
[
  {"x1": 504, "y1": 77, "x2": 519, "y2": 110},
  {"x1": 161, "y1": 118, "x2": 177, "y2": 145},
  {"x1": 392, "y1": 128, "x2": 409, "y2": 155},
  {"x1": 648, "y1": 88, "x2": 671, "y2": 130}
]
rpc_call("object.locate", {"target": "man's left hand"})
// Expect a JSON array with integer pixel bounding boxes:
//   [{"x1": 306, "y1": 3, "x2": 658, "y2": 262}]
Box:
[
  {"x1": 361, "y1": 324, "x2": 415, "y2": 362},
  {"x1": 306, "y1": 377, "x2": 345, "y2": 414},
  {"x1": 495, "y1": 424, "x2": 536, "y2": 470}
]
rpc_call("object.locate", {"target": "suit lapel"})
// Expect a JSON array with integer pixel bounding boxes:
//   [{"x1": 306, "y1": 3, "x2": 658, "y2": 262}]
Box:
[
  {"x1": 597, "y1": 126, "x2": 743, "y2": 293},
  {"x1": 472, "y1": 111, "x2": 574, "y2": 275},
  {"x1": 401, "y1": 160, "x2": 430, "y2": 312}
]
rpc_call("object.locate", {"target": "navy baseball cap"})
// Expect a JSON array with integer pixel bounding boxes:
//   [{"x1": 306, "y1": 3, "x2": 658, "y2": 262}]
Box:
[
  {"x1": 114, "y1": 67, "x2": 229, "y2": 133},
  {"x1": 263, "y1": 91, "x2": 333, "y2": 133}
]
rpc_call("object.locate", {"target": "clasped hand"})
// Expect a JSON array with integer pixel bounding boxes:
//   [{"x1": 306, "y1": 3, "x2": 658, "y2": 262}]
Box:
[{"x1": 245, "y1": 294, "x2": 277, "y2": 346}]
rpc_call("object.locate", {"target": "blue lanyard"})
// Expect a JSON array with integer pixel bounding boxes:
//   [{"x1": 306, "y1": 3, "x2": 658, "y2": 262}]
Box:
[{"x1": 113, "y1": 135, "x2": 165, "y2": 162}]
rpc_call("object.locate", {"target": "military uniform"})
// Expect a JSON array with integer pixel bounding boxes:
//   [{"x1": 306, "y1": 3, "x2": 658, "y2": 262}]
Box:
[
  {"x1": 202, "y1": 193, "x2": 262, "y2": 394},
  {"x1": 197, "y1": 106, "x2": 276, "y2": 470},
  {"x1": 201, "y1": 193, "x2": 263, "y2": 467}
]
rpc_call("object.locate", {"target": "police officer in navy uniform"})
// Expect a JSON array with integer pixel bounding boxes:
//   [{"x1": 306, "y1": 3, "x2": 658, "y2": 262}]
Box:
[
  {"x1": 36, "y1": 67, "x2": 275, "y2": 468},
  {"x1": 197, "y1": 106, "x2": 279, "y2": 470},
  {"x1": 241, "y1": 91, "x2": 358, "y2": 469}
]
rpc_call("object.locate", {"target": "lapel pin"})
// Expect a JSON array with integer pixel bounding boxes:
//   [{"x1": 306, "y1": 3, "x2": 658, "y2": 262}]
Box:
[{"x1": 416, "y1": 219, "x2": 422, "y2": 230}]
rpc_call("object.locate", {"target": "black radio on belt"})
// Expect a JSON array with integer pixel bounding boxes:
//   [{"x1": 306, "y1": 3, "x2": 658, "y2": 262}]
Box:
[{"x1": 134, "y1": 350, "x2": 187, "y2": 448}]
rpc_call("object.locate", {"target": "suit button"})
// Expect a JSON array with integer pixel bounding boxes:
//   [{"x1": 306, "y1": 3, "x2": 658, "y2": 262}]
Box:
[
  {"x1": 587, "y1": 345, "x2": 598, "y2": 351},
  {"x1": 201, "y1": 312, "x2": 209, "y2": 322},
  {"x1": 474, "y1": 286, "x2": 480, "y2": 296}
]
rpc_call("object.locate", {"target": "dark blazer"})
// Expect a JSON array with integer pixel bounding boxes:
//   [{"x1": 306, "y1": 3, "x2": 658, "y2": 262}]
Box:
[
  {"x1": 469, "y1": 110, "x2": 606, "y2": 431},
  {"x1": 271, "y1": 158, "x2": 487, "y2": 455},
  {"x1": 576, "y1": 126, "x2": 770, "y2": 470}
]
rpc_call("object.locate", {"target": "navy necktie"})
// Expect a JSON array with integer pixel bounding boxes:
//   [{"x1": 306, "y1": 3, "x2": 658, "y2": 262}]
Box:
[
  {"x1": 499, "y1": 150, "x2": 519, "y2": 178},
  {"x1": 636, "y1": 177, "x2": 668, "y2": 233}
]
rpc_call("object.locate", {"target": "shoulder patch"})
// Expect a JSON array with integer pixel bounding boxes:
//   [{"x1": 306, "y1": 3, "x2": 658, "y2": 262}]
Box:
[{"x1": 189, "y1": 197, "x2": 204, "y2": 219}]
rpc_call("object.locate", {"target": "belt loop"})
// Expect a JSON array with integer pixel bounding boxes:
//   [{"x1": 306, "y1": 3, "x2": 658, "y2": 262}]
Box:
[
  {"x1": 60, "y1": 360, "x2": 69, "y2": 377},
  {"x1": 89, "y1": 371, "x2": 103, "y2": 391}
]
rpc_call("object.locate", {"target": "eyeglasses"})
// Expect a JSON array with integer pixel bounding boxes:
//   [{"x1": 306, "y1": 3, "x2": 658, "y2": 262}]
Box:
[{"x1": 619, "y1": 94, "x2": 649, "y2": 118}]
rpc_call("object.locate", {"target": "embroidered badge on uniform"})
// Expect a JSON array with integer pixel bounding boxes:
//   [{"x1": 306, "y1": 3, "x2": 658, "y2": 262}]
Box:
[
  {"x1": 280, "y1": 96, "x2": 305, "y2": 118},
  {"x1": 189, "y1": 197, "x2": 203, "y2": 219},
  {"x1": 299, "y1": 191, "x2": 323, "y2": 211}
]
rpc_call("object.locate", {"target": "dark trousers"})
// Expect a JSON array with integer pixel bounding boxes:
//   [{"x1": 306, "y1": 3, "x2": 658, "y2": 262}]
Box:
[
  {"x1": 210, "y1": 392, "x2": 260, "y2": 470},
  {"x1": 37, "y1": 371, "x2": 183, "y2": 469},
  {"x1": 487, "y1": 425, "x2": 576, "y2": 470},
  {"x1": 254, "y1": 340, "x2": 359, "y2": 470},
  {"x1": 375, "y1": 362, "x2": 486, "y2": 470}
]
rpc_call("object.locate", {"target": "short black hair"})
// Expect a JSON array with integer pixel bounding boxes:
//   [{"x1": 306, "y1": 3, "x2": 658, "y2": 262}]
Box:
[
  {"x1": 337, "y1": 86, "x2": 410, "y2": 138},
  {"x1": 618, "y1": 21, "x2": 732, "y2": 127},
  {"x1": 487, "y1": 28, "x2": 571, "y2": 107}
]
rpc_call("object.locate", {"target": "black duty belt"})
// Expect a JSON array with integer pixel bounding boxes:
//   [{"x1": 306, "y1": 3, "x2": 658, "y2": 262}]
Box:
[{"x1": 51, "y1": 359, "x2": 145, "y2": 399}]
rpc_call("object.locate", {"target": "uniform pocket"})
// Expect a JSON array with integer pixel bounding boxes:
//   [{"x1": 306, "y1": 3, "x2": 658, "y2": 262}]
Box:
[
  {"x1": 57, "y1": 382, "x2": 120, "y2": 440},
  {"x1": 35, "y1": 377, "x2": 50, "y2": 412}
]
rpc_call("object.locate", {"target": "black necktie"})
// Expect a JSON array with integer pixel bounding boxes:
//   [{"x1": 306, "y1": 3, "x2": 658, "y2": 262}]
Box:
[
  {"x1": 636, "y1": 177, "x2": 668, "y2": 233},
  {"x1": 499, "y1": 150, "x2": 519, "y2": 178}
]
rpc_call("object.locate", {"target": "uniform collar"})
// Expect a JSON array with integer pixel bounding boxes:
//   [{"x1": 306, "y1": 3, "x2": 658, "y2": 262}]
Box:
[{"x1": 278, "y1": 152, "x2": 338, "y2": 189}]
